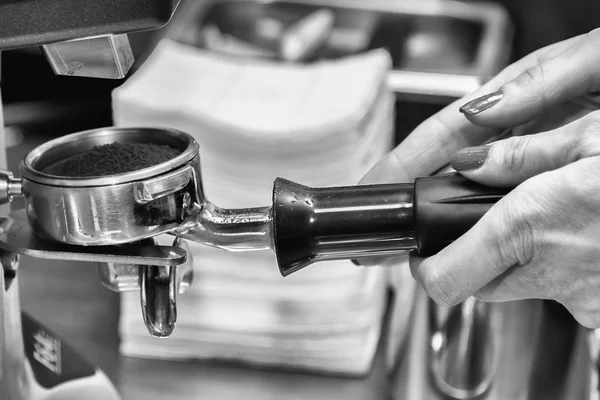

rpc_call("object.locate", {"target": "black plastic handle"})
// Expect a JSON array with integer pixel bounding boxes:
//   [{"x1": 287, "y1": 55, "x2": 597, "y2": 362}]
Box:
[
  {"x1": 272, "y1": 174, "x2": 509, "y2": 276},
  {"x1": 272, "y1": 178, "x2": 415, "y2": 276},
  {"x1": 414, "y1": 173, "x2": 508, "y2": 256}
]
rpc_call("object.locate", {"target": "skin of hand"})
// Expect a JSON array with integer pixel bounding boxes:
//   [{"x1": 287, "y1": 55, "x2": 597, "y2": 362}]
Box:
[{"x1": 361, "y1": 28, "x2": 600, "y2": 328}]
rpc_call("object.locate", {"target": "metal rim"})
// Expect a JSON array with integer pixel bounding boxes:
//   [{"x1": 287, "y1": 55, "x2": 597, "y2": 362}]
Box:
[{"x1": 21, "y1": 127, "x2": 200, "y2": 187}]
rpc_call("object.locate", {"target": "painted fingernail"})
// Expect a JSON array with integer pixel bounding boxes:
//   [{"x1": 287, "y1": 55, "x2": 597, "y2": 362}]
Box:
[
  {"x1": 459, "y1": 90, "x2": 503, "y2": 115},
  {"x1": 451, "y1": 146, "x2": 491, "y2": 171}
]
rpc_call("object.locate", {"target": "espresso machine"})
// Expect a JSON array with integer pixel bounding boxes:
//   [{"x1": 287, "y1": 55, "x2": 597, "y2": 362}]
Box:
[{"x1": 0, "y1": 1, "x2": 597, "y2": 399}]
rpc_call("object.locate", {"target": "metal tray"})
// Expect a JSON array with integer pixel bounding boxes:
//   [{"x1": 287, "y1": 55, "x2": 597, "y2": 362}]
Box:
[{"x1": 162, "y1": 0, "x2": 513, "y2": 102}]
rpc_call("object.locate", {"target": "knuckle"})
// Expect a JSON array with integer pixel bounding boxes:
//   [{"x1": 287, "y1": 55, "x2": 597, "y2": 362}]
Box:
[
  {"x1": 500, "y1": 136, "x2": 532, "y2": 174},
  {"x1": 587, "y1": 28, "x2": 600, "y2": 46},
  {"x1": 508, "y1": 58, "x2": 551, "y2": 108},
  {"x1": 580, "y1": 111, "x2": 600, "y2": 135},
  {"x1": 573, "y1": 114, "x2": 600, "y2": 158},
  {"x1": 516, "y1": 60, "x2": 546, "y2": 92},
  {"x1": 571, "y1": 308, "x2": 600, "y2": 329},
  {"x1": 419, "y1": 263, "x2": 460, "y2": 306},
  {"x1": 487, "y1": 191, "x2": 538, "y2": 268}
]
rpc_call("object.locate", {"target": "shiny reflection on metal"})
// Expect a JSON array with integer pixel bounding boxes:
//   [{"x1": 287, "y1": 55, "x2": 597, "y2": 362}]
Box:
[
  {"x1": 0, "y1": 251, "x2": 19, "y2": 273},
  {"x1": 20, "y1": 127, "x2": 201, "y2": 246},
  {"x1": 134, "y1": 164, "x2": 195, "y2": 204},
  {"x1": 314, "y1": 203, "x2": 413, "y2": 214},
  {"x1": 140, "y1": 263, "x2": 178, "y2": 337},
  {"x1": 96, "y1": 263, "x2": 141, "y2": 293},
  {"x1": 22, "y1": 127, "x2": 198, "y2": 187},
  {"x1": 0, "y1": 170, "x2": 22, "y2": 206},
  {"x1": 175, "y1": 203, "x2": 273, "y2": 251},
  {"x1": 429, "y1": 297, "x2": 495, "y2": 399},
  {"x1": 0, "y1": 210, "x2": 187, "y2": 267},
  {"x1": 42, "y1": 34, "x2": 135, "y2": 79},
  {"x1": 97, "y1": 238, "x2": 194, "y2": 295},
  {"x1": 95, "y1": 237, "x2": 194, "y2": 338},
  {"x1": 391, "y1": 294, "x2": 593, "y2": 400},
  {"x1": 311, "y1": 236, "x2": 416, "y2": 263}
]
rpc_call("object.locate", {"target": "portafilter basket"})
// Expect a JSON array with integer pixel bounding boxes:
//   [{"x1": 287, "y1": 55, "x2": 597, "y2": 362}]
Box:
[{"x1": 21, "y1": 127, "x2": 202, "y2": 245}]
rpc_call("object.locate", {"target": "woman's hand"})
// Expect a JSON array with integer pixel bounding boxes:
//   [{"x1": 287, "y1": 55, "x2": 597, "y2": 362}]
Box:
[
  {"x1": 412, "y1": 113, "x2": 600, "y2": 328},
  {"x1": 361, "y1": 28, "x2": 600, "y2": 327}
]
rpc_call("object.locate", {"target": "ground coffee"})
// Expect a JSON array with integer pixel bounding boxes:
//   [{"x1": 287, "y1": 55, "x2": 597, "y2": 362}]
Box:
[{"x1": 43, "y1": 142, "x2": 182, "y2": 177}]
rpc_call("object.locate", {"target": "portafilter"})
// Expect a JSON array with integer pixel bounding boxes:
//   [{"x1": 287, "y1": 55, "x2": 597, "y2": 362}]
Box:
[{"x1": 0, "y1": 127, "x2": 509, "y2": 337}]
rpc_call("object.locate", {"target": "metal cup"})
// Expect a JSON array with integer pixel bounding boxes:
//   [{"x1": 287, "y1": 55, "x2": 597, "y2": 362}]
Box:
[{"x1": 20, "y1": 127, "x2": 203, "y2": 246}]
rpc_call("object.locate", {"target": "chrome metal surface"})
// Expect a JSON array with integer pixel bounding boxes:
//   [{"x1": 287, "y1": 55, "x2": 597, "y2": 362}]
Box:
[
  {"x1": 20, "y1": 127, "x2": 202, "y2": 246},
  {"x1": 192, "y1": 0, "x2": 512, "y2": 100},
  {"x1": 0, "y1": 170, "x2": 22, "y2": 206},
  {"x1": 175, "y1": 203, "x2": 273, "y2": 252},
  {"x1": 140, "y1": 263, "x2": 178, "y2": 337},
  {"x1": 391, "y1": 291, "x2": 594, "y2": 400},
  {"x1": 97, "y1": 239, "x2": 194, "y2": 295},
  {"x1": 0, "y1": 252, "x2": 19, "y2": 273},
  {"x1": 97, "y1": 263, "x2": 141, "y2": 292},
  {"x1": 21, "y1": 127, "x2": 198, "y2": 187},
  {"x1": 0, "y1": 210, "x2": 187, "y2": 267},
  {"x1": 429, "y1": 298, "x2": 494, "y2": 399},
  {"x1": 42, "y1": 34, "x2": 135, "y2": 79}
]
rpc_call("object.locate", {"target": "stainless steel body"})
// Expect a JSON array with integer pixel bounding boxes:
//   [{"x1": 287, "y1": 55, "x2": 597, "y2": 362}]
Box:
[
  {"x1": 391, "y1": 291, "x2": 594, "y2": 400},
  {"x1": 21, "y1": 127, "x2": 201, "y2": 246}
]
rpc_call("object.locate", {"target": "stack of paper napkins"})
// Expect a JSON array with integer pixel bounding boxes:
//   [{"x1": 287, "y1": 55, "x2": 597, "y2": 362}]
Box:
[{"x1": 112, "y1": 39, "x2": 396, "y2": 376}]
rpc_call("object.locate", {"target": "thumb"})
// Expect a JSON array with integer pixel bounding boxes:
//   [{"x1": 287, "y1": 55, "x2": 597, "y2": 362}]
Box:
[
  {"x1": 459, "y1": 28, "x2": 600, "y2": 128},
  {"x1": 450, "y1": 112, "x2": 600, "y2": 187}
]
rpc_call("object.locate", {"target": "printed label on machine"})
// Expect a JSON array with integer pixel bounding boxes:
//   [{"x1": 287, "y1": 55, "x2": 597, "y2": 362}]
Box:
[{"x1": 21, "y1": 312, "x2": 95, "y2": 389}]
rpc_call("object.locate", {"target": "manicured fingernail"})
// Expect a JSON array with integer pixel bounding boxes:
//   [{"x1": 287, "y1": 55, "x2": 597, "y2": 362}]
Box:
[
  {"x1": 459, "y1": 90, "x2": 503, "y2": 115},
  {"x1": 451, "y1": 146, "x2": 491, "y2": 171}
]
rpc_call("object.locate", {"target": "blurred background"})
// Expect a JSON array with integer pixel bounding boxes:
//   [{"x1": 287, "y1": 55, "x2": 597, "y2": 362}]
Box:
[{"x1": 2, "y1": 0, "x2": 600, "y2": 399}]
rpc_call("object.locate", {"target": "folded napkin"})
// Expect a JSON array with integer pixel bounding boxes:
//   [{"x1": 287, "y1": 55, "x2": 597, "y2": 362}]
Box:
[{"x1": 113, "y1": 39, "x2": 402, "y2": 376}]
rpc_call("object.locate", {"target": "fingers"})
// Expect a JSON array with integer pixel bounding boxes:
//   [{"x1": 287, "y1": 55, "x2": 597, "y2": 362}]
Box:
[
  {"x1": 410, "y1": 156, "x2": 600, "y2": 308},
  {"x1": 450, "y1": 111, "x2": 600, "y2": 187},
  {"x1": 460, "y1": 29, "x2": 600, "y2": 128},
  {"x1": 360, "y1": 34, "x2": 586, "y2": 185},
  {"x1": 408, "y1": 180, "x2": 545, "y2": 306}
]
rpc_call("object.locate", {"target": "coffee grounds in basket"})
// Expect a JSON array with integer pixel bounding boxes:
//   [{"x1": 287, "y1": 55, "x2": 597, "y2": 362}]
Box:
[{"x1": 43, "y1": 142, "x2": 182, "y2": 177}]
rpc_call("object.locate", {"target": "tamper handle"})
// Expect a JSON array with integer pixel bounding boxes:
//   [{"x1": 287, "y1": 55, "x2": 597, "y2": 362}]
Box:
[
  {"x1": 414, "y1": 173, "x2": 509, "y2": 256},
  {"x1": 272, "y1": 174, "x2": 509, "y2": 276},
  {"x1": 272, "y1": 178, "x2": 416, "y2": 277}
]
